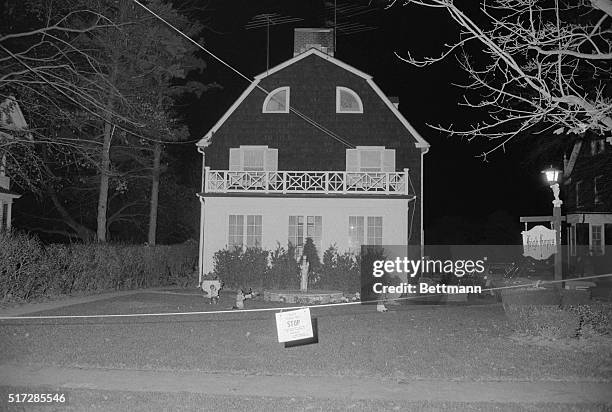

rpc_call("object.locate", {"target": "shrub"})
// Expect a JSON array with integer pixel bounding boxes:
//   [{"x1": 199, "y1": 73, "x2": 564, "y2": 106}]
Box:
[
  {"x1": 560, "y1": 288, "x2": 591, "y2": 307},
  {"x1": 504, "y1": 304, "x2": 580, "y2": 339},
  {"x1": 315, "y1": 245, "x2": 360, "y2": 292},
  {"x1": 266, "y1": 244, "x2": 299, "y2": 290},
  {"x1": 0, "y1": 231, "x2": 197, "y2": 302},
  {"x1": 567, "y1": 303, "x2": 612, "y2": 336},
  {"x1": 211, "y1": 246, "x2": 269, "y2": 290}
]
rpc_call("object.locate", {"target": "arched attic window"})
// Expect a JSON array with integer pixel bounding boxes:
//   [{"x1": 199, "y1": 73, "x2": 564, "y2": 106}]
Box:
[
  {"x1": 336, "y1": 86, "x2": 363, "y2": 113},
  {"x1": 262, "y1": 86, "x2": 290, "y2": 113}
]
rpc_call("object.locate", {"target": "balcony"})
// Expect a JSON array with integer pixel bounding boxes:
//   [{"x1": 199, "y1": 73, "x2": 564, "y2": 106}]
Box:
[{"x1": 204, "y1": 168, "x2": 410, "y2": 195}]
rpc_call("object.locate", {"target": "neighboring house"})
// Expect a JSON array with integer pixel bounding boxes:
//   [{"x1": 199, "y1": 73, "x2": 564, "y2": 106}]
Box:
[
  {"x1": 563, "y1": 134, "x2": 612, "y2": 274},
  {"x1": 0, "y1": 97, "x2": 26, "y2": 230},
  {"x1": 196, "y1": 28, "x2": 429, "y2": 279}
]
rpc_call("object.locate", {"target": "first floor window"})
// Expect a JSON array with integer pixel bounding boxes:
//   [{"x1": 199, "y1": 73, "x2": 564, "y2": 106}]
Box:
[
  {"x1": 246, "y1": 215, "x2": 262, "y2": 247},
  {"x1": 289, "y1": 215, "x2": 322, "y2": 257},
  {"x1": 348, "y1": 216, "x2": 364, "y2": 254},
  {"x1": 228, "y1": 215, "x2": 244, "y2": 248},
  {"x1": 591, "y1": 225, "x2": 604, "y2": 256},
  {"x1": 349, "y1": 216, "x2": 383, "y2": 253},
  {"x1": 228, "y1": 215, "x2": 262, "y2": 249},
  {"x1": 367, "y1": 216, "x2": 383, "y2": 245}
]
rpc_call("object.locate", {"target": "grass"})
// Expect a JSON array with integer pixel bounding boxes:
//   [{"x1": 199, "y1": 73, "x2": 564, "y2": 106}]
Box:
[{"x1": 1, "y1": 290, "x2": 611, "y2": 382}]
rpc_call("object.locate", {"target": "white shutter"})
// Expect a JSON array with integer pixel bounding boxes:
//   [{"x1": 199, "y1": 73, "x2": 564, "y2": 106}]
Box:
[
  {"x1": 345, "y1": 149, "x2": 359, "y2": 171},
  {"x1": 382, "y1": 149, "x2": 396, "y2": 172},
  {"x1": 265, "y1": 148, "x2": 278, "y2": 171},
  {"x1": 229, "y1": 148, "x2": 241, "y2": 171}
]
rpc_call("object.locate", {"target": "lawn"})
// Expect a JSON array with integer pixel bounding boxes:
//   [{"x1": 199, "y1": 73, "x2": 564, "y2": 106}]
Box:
[
  {"x1": 1, "y1": 290, "x2": 611, "y2": 382},
  {"x1": 0, "y1": 386, "x2": 609, "y2": 412}
]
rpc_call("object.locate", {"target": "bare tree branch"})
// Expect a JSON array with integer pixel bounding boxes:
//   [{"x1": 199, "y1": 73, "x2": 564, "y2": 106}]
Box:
[{"x1": 391, "y1": 0, "x2": 612, "y2": 156}]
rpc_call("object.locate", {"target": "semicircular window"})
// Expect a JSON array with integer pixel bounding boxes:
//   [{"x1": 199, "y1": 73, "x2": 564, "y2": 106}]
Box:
[
  {"x1": 263, "y1": 86, "x2": 290, "y2": 113},
  {"x1": 336, "y1": 86, "x2": 363, "y2": 113}
]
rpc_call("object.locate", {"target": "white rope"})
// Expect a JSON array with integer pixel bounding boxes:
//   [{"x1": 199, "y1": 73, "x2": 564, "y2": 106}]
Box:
[{"x1": 0, "y1": 273, "x2": 609, "y2": 321}]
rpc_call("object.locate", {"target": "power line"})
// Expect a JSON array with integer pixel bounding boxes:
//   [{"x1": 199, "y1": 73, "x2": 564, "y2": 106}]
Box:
[{"x1": 130, "y1": 0, "x2": 356, "y2": 149}]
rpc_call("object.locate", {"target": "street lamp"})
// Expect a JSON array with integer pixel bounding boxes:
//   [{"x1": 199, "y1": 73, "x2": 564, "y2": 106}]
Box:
[{"x1": 542, "y1": 166, "x2": 563, "y2": 282}]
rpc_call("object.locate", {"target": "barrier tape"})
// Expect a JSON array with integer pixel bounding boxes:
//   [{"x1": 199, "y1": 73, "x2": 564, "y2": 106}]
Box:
[{"x1": 0, "y1": 273, "x2": 610, "y2": 321}]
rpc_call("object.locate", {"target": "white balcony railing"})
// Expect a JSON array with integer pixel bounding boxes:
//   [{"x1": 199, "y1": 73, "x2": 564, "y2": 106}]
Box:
[{"x1": 204, "y1": 168, "x2": 410, "y2": 195}]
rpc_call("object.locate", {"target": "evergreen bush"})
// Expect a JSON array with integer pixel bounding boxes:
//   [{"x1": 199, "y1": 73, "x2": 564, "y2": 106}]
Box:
[{"x1": 0, "y1": 231, "x2": 197, "y2": 302}]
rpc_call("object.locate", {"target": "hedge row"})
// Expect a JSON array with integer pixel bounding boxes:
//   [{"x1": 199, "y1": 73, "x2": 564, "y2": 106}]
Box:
[
  {"x1": 210, "y1": 244, "x2": 361, "y2": 292},
  {"x1": 0, "y1": 231, "x2": 198, "y2": 302},
  {"x1": 501, "y1": 287, "x2": 611, "y2": 338}
]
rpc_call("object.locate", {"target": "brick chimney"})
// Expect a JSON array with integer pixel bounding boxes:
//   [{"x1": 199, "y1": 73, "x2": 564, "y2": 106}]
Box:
[{"x1": 293, "y1": 28, "x2": 334, "y2": 57}]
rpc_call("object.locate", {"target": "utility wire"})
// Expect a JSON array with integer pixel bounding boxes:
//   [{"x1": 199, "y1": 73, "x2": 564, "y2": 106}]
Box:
[
  {"x1": 1, "y1": 273, "x2": 610, "y2": 321},
  {"x1": 130, "y1": 0, "x2": 356, "y2": 149}
]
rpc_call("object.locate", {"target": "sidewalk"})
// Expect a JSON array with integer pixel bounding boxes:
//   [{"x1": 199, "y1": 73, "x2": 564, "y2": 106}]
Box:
[
  {"x1": 1, "y1": 364, "x2": 610, "y2": 404},
  {"x1": 0, "y1": 287, "x2": 182, "y2": 317}
]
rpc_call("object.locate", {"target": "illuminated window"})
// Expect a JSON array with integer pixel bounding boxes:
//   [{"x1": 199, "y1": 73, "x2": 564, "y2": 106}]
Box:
[
  {"x1": 348, "y1": 216, "x2": 364, "y2": 254},
  {"x1": 349, "y1": 216, "x2": 383, "y2": 253},
  {"x1": 263, "y1": 87, "x2": 289, "y2": 113},
  {"x1": 336, "y1": 87, "x2": 363, "y2": 113}
]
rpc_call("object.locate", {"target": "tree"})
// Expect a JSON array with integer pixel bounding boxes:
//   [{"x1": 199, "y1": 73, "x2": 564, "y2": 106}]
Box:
[
  {"x1": 390, "y1": 0, "x2": 612, "y2": 158},
  {"x1": 302, "y1": 237, "x2": 321, "y2": 270},
  {"x1": 85, "y1": 0, "x2": 212, "y2": 243},
  {"x1": 2, "y1": 0, "x2": 214, "y2": 242},
  {"x1": 0, "y1": 1, "x2": 129, "y2": 193},
  {"x1": 1, "y1": 0, "x2": 133, "y2": 241}
]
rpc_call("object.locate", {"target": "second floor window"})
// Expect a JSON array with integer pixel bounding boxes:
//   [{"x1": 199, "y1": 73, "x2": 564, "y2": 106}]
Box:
[
  {"x1": 345, "y1": 146, "x2": 396, "y2": 172},
  {"x1": 590, "y1": 139, "x2": 606, "y2": 156},
  {"x1": 229, "y1": 146, "x2": 278, "y2": 171},
  {"x1": 594, "y1": 175, "x2": 604, "y2": 205},
  {"x1": 263, "y1": 87, "x2": 289, "y2": 113},
  {"x1": 576, "y1": 180, "x2": 583, "y2": 208}
]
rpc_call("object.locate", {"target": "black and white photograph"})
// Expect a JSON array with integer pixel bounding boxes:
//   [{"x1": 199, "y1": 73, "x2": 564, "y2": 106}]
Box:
[{"x1": 1, "y1": 0, "x2": 611, "y2": 410}]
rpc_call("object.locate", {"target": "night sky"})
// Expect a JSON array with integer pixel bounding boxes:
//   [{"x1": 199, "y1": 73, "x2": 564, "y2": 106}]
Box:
[{"x1": 179, "y1": 0, "x2": 563, "y2": 242}]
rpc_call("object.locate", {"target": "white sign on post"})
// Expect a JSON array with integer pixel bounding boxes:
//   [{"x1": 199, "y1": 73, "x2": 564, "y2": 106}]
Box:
[
  {"x1": 522, "y1": 225, "x2": 557, "y2": 260},
  {"x1": 275, "y1": 308, "x2": 313, "y2": 343}
]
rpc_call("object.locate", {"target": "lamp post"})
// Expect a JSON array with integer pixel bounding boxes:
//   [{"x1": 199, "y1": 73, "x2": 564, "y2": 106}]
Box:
[{"x1": 542, "y1": 166, "x2": 563, "y2": 283}]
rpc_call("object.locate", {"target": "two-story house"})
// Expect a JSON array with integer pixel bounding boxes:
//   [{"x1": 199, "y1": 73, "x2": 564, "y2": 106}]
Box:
[
  {"x1": 563, "y1": 134, "x2": 612, "y2": 274},
  {"x1": 0, "y1": 97, "x2": 25, "y2": 231},
  {"x1": 196, "y1": 29, "x2": 429, "y2": 280}
]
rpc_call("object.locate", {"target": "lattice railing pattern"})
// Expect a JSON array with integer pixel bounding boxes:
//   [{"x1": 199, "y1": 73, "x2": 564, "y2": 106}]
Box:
[{"x1": 205, "y1": 169, "x2": 409, "y2": 195}]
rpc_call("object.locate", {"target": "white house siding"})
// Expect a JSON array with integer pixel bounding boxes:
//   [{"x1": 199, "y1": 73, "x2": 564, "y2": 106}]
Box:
[{"x1": 200, "y1": 196, "x2": 412, "y2": 276}]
